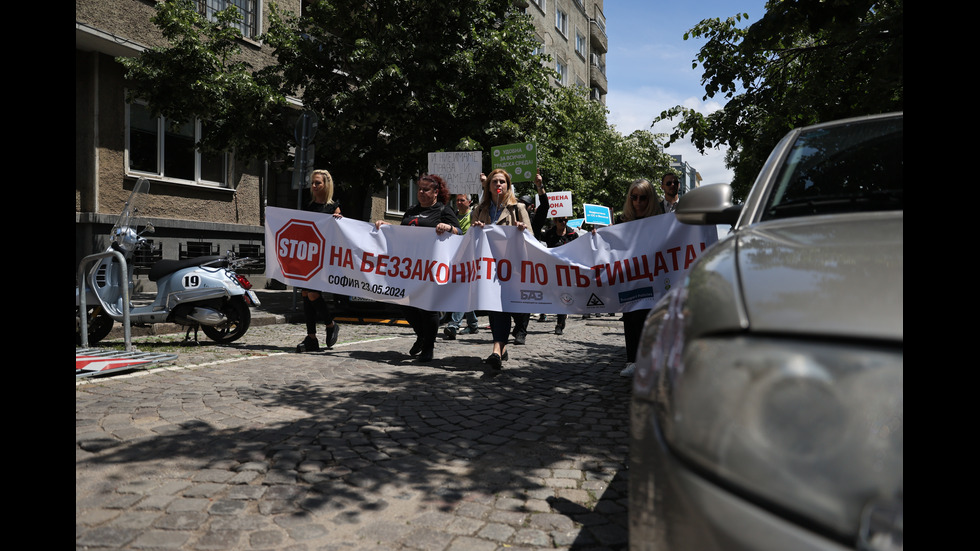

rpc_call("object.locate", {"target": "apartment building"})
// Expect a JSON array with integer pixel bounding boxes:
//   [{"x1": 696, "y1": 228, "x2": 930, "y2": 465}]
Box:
[{"x1": 522, "y1": 0, "x2": 607, "y2": 103}]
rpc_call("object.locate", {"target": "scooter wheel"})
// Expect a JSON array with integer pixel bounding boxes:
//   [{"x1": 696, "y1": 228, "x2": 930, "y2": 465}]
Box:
[
  {"x1": 201, "y1": 297, "x2": 251, "y2": 344},
  {"x1": 77, "y1": 305, "x2": 114, "y2": 346}
]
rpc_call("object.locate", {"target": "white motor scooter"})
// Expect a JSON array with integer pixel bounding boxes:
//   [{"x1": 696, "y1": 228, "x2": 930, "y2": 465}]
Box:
[{"x1": 76, "y1": 178, "x2": 261, "y2": 346}]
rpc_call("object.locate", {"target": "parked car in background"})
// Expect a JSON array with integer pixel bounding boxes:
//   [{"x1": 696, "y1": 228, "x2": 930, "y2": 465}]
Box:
[{"x1": 628, "y1": 113, "x2": 903, "y2": 551}]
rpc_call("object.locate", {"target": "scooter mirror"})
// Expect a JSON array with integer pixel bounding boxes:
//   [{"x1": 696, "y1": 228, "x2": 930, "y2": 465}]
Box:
[{"x1": 142, "y1": 223, "x2": 156, "y2": 235}]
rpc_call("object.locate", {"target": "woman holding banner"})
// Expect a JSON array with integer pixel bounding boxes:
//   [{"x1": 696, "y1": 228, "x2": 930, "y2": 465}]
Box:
[
  {"x1": 296, "y1": 169, "x2": 343, "y2": 353},
  {"x1": 375, "y1": 174, "x2": 460, "y2": 362},
  {"x1": 470, "y1": 169, "x2": 532, "y2": 371},
  {"x1": 617, "y1": 178, "x2": 664, "y2": 378}
]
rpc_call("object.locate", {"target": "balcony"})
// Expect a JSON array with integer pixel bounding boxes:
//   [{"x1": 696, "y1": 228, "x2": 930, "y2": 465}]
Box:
[
  {"x1": 590, "y1": 53, "x2": 607, "y2": 95},
  {"x1": 590, "y1": 4, "x2": 607, "y2": 54}
]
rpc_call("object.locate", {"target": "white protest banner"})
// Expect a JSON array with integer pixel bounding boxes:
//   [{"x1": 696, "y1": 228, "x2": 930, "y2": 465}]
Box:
[
  {"x1": 543, "y1": 191, "x2": 573, "y2": 218},
  {"x1": 266, "y1": 207, "x2": 717, "y2": 314},
  {"x1": 427, "y1": 151, "x2": 482, "y2": 194}
]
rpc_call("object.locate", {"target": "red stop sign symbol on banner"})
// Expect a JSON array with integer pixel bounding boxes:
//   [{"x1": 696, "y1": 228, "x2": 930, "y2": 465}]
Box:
[{"x1": 275, "y1": 219, "x2": 326, "y2": 281}]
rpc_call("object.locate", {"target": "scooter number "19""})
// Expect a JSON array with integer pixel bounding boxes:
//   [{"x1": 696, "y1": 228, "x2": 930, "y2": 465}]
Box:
[{"x1": 183, "y1": 274, "x2": 201, "y2": 288}]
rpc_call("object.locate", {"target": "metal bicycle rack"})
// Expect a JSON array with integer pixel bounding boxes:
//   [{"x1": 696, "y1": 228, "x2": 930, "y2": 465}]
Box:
[
  {"x1": 78, "y1": 249, "x2": 133, "y2": 350},
  {"x1": 77, "y1": 250, "x2": 178, "y2": 378}
]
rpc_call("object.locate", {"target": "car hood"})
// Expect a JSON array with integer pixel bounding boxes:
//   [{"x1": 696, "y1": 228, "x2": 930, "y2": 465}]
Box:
[{"x1": 730, "y1": 211, "x2": 903, "y2": 342}]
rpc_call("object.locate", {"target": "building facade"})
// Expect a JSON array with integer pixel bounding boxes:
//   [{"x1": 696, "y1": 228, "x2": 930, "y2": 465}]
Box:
[
  {"x1": 523, "y1": 0, "x2": 607, "y2": 103},
  {"x1": 76, "y1": 0, "x2": 304, "y2": 289},
  {"x1": 670, "y1": 155, "x2": 703, "y2": 195}
]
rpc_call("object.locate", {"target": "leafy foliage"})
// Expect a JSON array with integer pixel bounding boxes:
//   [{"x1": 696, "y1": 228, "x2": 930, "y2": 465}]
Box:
[
  {"x1": 655, "y1": 0, "x2": 903, "y2": 199},
  {"x1": 119, "y1": 0, "x2": 291, "y2": 160},
  {"x1": 531, "y1": 86, "x2": 674, "y2": 216},
  {"x1": 120, "y1": 0, "x2": 676, "y2": 210},
  {"x1": 122, "y1": 0, "x2": 555, "y2": 190}
]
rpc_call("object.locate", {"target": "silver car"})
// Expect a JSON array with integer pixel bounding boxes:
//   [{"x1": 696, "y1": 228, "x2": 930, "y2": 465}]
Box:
[{"x1": 628, "y1": 113, "x2": 903, "y2": 551}]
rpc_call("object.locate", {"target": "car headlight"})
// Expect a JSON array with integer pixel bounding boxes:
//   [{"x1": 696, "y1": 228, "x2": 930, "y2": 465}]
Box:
[{"x1": 660, "y1": 336, "x2": 902, "y2": 546}]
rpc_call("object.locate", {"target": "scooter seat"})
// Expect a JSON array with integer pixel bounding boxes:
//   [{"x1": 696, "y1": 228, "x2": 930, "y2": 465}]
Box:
[{"x1": 148, "y1": 255, "x2": 226, "y2": 282}]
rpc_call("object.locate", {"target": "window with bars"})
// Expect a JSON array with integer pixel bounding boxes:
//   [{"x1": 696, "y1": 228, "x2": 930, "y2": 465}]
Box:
[{"x1": 196, "y1": 0, "x2": 260, "y2": 38}]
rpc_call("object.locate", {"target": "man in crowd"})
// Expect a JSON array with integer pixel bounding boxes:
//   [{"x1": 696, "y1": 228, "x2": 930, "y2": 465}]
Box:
[
  {"x1": 661, "y1": 173, "x2": 680, "y2": 213},
  {"x1": 443, "y1": 194, "x2": 479, "y2": 339}
]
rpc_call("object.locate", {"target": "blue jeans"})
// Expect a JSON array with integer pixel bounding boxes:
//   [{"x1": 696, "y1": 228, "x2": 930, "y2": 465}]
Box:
[{"x1": 447, "y1": 311, "x2": 478, "y2": 330}]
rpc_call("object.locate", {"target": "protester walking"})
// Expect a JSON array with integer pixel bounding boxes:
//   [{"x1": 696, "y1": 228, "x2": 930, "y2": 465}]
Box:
[
  {"x1": 444, "y1": 193, "x2": 479, "y2": 340},
  {"x1": 374, "y1": 175, "x2": 460, "y2": 362},
  {"x1": 616, "y1": 178, "x2": 664, "y2": 377},
  {"x1": 530, "y1": 173, "x2": 577, "y2": 335},
  {"x1": 296, "y1": 169, "x2": 342, "y2": 353},
  {"x1": 470, "y1": 169, "x2": 532, "y2": 370}
]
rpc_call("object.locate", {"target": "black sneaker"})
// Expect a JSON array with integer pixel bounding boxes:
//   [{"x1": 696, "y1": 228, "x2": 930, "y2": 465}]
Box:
[
  {"x1": 537, "y1": 314, "x2": 546, "y2": 322},
  {"x1": 458, "y1": 326, "x2": 478, "y2": 335},
  {"x1": 326, "y1": 323, "x2": 340, "y2": 349},
  {"x1": 555, "y1": 326, "x2": 564, "y2": 336},
  {"x1": 409, "y1": 340, "x2": 423, "y2": 356},
  {"x1": 513, "y1": 333, "x2": 526, "y2": 345},
  {"x1": 443, "y1": 326, "x2": 457, "y2": 340},
  {"x1": 297, "y1": 335, "x2": 320, "y2": 353}
]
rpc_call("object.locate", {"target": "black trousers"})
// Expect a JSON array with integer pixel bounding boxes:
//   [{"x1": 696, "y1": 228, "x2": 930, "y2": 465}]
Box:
[
  {"x1": 511, "y1": 312, "x2": 530, "y2": 337},
  {"x1": 303, "y1": 294, "x2": 334, "y2": 335},
  {"x1": 622, "y1": 309, "x2": 650, "y2": 363},
  {"x1": 404, "y1": 306, "x2": 439, "y2": 353}
]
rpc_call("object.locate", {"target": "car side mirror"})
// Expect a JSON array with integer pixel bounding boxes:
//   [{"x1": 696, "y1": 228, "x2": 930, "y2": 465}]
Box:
[{"x1": 676, "y1": 184, "x2": 742, "y2": 226}]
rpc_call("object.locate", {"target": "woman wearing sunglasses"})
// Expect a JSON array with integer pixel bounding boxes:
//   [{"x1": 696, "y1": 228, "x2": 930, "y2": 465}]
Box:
[{"x1": 617, "y1": 178, "x2": 665, "y2": 378}]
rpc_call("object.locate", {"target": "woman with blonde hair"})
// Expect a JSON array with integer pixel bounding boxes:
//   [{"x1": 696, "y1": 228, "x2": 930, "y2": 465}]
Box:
[
  {"x1": 296, "y1": 169, "x2": 342, "y2": 353},
  {"x1": 616, "y1": 178, "x2": 664, "y2": 377},
  {"x1": 470, "y1": 169, "x2": 531, "y2": 371},
  {"x1": 618, "y1": 178, "x2": 664, "y2": 223}
]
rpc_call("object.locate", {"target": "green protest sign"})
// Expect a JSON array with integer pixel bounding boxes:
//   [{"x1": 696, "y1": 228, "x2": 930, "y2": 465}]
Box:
[{"x1": 491, "y1": 142, "x2": 537, "y2": 182}]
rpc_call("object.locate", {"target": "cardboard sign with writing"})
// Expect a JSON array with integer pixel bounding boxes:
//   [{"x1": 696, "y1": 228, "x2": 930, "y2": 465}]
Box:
[{"x1": 428, "y1": 151, "x2": 482, "y2": 194}]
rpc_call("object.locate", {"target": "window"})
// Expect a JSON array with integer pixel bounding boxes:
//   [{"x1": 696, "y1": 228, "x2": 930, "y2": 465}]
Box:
[
  {"x1": 386, "y1": 178, "x2": 418, "y2": 214},
  {"x1": 555, "y1": 8, "x2": 568, "y2": 37},
  {"x1": 591, "y1": 52, "x2": 606, "y2": 75},
  {"x1": 127, "y1": 101, "x2": 229, "y2": 187},
  {"x1": 575, "y1": 28, "x2": 587, "y2": 58},
  {"x1": 556, "y1": 59, "x2": 568, "y2": 86},
  {"x1": 529, "y1": 0, "x2": 546, "y2": 13},
  {"x1": 532, "y1": 38, "x2": 545, "y2": 58},
  {"x1": 197, "y1": 0, "x2": 260, "y2": 39}
]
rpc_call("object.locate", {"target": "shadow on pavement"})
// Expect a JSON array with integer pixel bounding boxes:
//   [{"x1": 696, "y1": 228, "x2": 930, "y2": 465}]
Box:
[{"x1": 77, "y1": 332, "x2": 630, "y2": 548}]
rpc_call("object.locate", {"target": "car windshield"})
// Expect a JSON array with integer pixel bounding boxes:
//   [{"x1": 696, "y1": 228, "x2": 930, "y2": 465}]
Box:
[{"x1": 762, "y1": 115, "x2": 903, "y2": 220}]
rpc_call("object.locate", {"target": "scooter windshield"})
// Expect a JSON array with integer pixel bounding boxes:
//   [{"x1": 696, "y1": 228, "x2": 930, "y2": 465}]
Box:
[{"x1": 110, "y1": 178, "x2": 150, "y2": 251}]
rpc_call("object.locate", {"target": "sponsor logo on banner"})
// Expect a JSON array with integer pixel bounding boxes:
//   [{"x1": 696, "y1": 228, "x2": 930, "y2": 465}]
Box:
[
  {"x1": 618, "y1": 287, "x2": 655, "y2": 304},
  {"x1": 521, "y1": 290, "x2": 544, "y2": 301}
]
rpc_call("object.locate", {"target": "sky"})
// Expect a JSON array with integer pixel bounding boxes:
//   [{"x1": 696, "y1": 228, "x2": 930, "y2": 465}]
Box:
[{"x1": 603, "y1": 0, "x2": 769, "y2": 185}]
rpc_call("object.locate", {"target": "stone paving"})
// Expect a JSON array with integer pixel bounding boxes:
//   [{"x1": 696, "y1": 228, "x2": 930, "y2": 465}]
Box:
[{"x1": 77, "y1": 296, "x2": 632, "y2": 550}]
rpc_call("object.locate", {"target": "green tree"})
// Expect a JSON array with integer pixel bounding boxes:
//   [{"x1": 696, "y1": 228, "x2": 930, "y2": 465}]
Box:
[
  {"x1": 119, "y1": 0, "x2": 291, "y2": 161},
  {"x1": 121, "y1": 0, "x2": 554, "y2": 191},
  {"x1": 655, "y1": 0, "x2": 903, "y2": 199},
  {"x1": 530, "y1": 86, "x2": 673, "y2": 216}
]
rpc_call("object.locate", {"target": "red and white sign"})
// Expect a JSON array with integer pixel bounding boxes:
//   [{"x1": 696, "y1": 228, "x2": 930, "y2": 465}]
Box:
[{"x1": 275, "y1": 219, "x2": 326, "y2": 281}]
